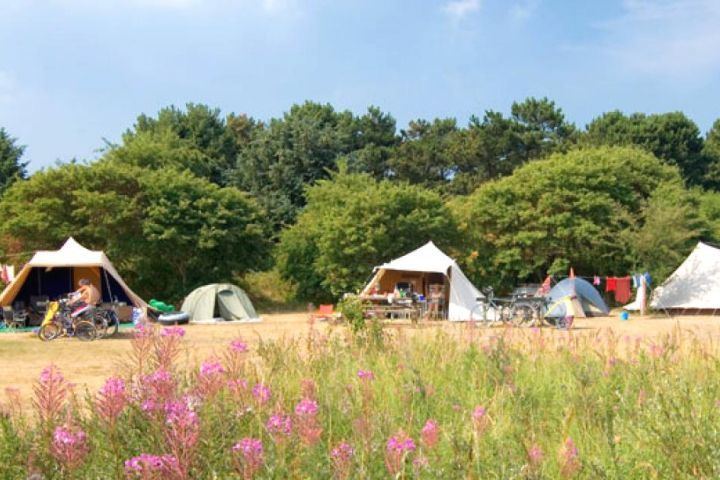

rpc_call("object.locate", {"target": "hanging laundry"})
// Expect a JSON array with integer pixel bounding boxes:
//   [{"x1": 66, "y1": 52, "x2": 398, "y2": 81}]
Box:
[
  {"x1": 643, "y1": 272, "x2": 652, "y2": 286},
  {"x1": 615, "y1": 277, "x2": 632, "y2": 304},
  {"x1": 605, "y1": 277, "x2": 617, "y2": 292},
  {"x1": 593, "y1": 275, "x2": 601, "y2": 286}
]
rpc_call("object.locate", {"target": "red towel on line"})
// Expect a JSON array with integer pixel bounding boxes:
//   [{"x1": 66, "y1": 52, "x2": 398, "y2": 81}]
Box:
[
  {"x1": 605, "y1": 277, "x2": 616, "y2": 292},
  {"x1": 614, "y1": 277, "x2": 631, "y2": 304}
]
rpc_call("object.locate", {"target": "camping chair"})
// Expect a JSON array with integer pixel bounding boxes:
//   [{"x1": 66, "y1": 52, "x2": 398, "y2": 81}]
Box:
[
  {"x1": 3, "y1": 306, "x2": 27, "y2": 329},
  {"x1": 310, "y1": 304, "x2": 341, "y2": 323}
]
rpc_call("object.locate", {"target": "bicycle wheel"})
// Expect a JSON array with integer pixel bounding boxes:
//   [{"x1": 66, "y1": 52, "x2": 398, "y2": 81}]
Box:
[
  {"x1": 38, "y1": 323, "x2": 61, "y2": 341},
  {"x1": 93, "y1": 313, "x2": 109, "y2": 339},
  {"x1": 74, "y1": 321, "x2": 97, "y2": 341},
  {"x1": 106, "y1": 311, "x2": 119, "y2": 337},
  {"x1": 510, "y1": 303, "x2": 535, "y2": 326}
]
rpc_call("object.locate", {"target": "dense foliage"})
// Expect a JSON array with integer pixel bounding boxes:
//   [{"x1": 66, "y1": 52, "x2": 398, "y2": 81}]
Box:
[
  {"x1": 451, "y1": 147, "x2": 699, "y2": 291},
  {"x1": 0, "y1": 161, "x2": 270, "y2": 300},
  {"x1": 0, "y1": 128, "x2": 27, "y2": 195},
  {"x1": 276, "y1": 170, "x2": 456, "y2": 301},
  {"x1": 2, "y1": 325, "x2": 720, "y2": 479},
  {"x1": 2, "y1": 98, "x2": 720, "y2": 303}
]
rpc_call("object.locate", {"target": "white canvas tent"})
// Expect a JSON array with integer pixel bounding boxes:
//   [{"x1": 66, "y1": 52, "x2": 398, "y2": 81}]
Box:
[
  {"x1": 650, "y1": 242, "x2": 720, "y2": 311},
  {"x1": 361, "y1": 241, "x2": 482, "y2": 321},
  {"x1": 0, "y1": 237, "x2": 147, "y2": 309}
]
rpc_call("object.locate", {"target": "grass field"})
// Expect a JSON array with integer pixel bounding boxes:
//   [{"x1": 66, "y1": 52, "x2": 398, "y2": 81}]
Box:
[
  {"x1": 1, "y1": 312, "x2": 719, "y2": 402},
  {"x1": 3, "y1": 312, "x2": 720, "y2": 479}
]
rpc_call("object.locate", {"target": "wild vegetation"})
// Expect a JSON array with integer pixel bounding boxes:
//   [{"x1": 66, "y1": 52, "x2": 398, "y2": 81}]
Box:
[{"x1": 2, "y1": 323, "x2": 720, "y2": 479}]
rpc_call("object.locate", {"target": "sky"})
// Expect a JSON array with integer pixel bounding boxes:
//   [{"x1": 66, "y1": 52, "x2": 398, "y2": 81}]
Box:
[{"x1": 1, "y1": 0, "x2": 719, "y2": 171}]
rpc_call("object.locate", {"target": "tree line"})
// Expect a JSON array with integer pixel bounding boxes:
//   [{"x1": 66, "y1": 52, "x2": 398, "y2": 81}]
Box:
[{"x1": 1, "y1": 99, "x2": 719, "y2": 303}]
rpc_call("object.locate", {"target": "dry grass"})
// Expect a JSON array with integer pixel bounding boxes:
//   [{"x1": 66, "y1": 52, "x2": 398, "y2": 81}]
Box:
[{"x1": 1, "y1": 311, "x2": 720, "y2": 402}]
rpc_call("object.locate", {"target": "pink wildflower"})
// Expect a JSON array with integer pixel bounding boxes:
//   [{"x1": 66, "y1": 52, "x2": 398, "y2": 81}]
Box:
[
  {"x1": 295, "y1": 398, "x2": 322, "y2": 446},
  {"x1": 161, "y1": 326, "x2": 185, "y2": 337},
  {"x1": 230, "y1": 339, "x2": 249, "y2": 353},
  {"x1": 357, "y1": 370, "x2": 374, "y2": 381},
  {"x1": 472, "y1": 405, "x2": 488, "y2": 433},
  {"x1": 528, "y1": 444, "x2": 544, "y2": 466},
  {"x1": 200, "y1": 361, "x2": 225, "y2": 376},
  {"x1": 232, "y1": 438, "x2": 264, "y2": 480},
  {"x1": 138, "y1": 370, "x2": 176, "y2": 414},
  {"x1": 96, "y1": 376, "x2": 127, "y2": 427},
  {"x1": 33, "y1": 365, "x2": 68, "y2": 425},
  {"x1": 330, "y1": 441, "x2": 354, "y2": 480},
  {"x1": 124, "y1": 453, "x2": 179, "y2": 479},
  {"x1": 164, "y1": 400, "x2": 200, "y2": 479},
  {"x1": 559, "y1": 437, "x2": 580, "y2": 478},
  {"x1": 266, "y1": 413, "x2": 293, "y2": 439},
  {"x1": 301, "y1": 378, "x2": 317, "y2": 399},
  {"x1": 252, "y1": 383, "x2": 272, "y2": 405},
  {"x1": 51, "y1": 425, "x2": 89, "y2": 471},
  {"x1": 413, "y1": 454, "x2": 429, "y2": 475},
  {"x1": 421, "y1": 419, "x2": 439, "y2": 449},
  {"x1": 295, "y1": 398, "x2": 319, "y2": 416},
  {"x1": 385, "y1": 430, "x2": 416, "y2": 476}
]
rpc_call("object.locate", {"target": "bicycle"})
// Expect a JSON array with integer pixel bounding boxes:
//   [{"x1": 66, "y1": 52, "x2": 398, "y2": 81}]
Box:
[
  {"x1": 38, "y1": 298, "x2": 96, "y2": 341},
  {"x1": 92, "y1": 304, "x2": 120, "y2": 339},
  {"x1": 469, "y1": 287, "x2": 512, "y2": 325}
]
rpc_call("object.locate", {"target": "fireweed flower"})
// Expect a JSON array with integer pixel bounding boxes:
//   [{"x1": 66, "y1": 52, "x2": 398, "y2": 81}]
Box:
[
  {"x1": 252, "y1": 383, "x2": 272, "y2": 405},
  {"x1": 295, "y1": 398, "x2": 322, "y2": 446},
  {"x1": 230, "y1": 339, "x2": 249, "y2": 353},
  {"x1": 124, "y1": 453, "x2": 179, "y2": 479},
  {"x1": 200, "y1": 361, "x2": 226, "y2": 376},
  {"x1": 357, "y1": 370, "x2": 375, "y2": 381},
  {"x1": 51, "y1": 425, "x2": 89, "y2": 471},
  {"x1": 34, "y1": 365, "x2": 68, "y2": 424},
  {"x1": 161, "y1": 326, "x2": 186, "y2": 337},
  {"x1": 232, "y1": 438, "x2": 264, "y2": 479},
  {"x1": 421, "y1": 419, "x2": 439, "y2": 449},
  {"x1": 528, "y1": 444, "x2": 544, "y2": 467},
  {"x1": 472, "y1": 406, "x2": 488, "y2": 433},
  {"x1": 385, "y1": 431, "x2": 416, "y2": 476},
  {"x1": 559, "y1": 437, "x2": 580, "y2": 478},
  {"x1": 330, "y1": 441, "x2": 354, "y2": 480},
  {"x1": 266, "y1": 413, "x2": 292, "y2": 439},
  {"x1": 139, "y1": 370, "x2": 176, "y2": 413},
  {"x1": 164, "y1": 400, "x2": 200, "y2": 478},
  {"x1": 96, "y1": 376, "x2": 127, "y2": 426},
  {"x1": 301, "y1": 378, "x2": 318, "y2": 399}
]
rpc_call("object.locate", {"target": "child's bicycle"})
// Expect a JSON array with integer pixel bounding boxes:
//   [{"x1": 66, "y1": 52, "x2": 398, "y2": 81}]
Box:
[{"x1": 38, "y1": 298, "x2": 96, "y2": 341}]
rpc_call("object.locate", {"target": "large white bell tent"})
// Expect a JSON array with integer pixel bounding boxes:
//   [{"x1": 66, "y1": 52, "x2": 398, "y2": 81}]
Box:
[{"x1": 650, "y1": 242, "x2": 720, "y2": 312}]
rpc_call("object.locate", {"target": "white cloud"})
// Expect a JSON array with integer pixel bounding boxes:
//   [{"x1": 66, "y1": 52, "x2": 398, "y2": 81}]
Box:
[
  {"x1": 443, "y1": 0, "x2": 481, "y2": 20},
  {"x1": 509, "y1": 0, "x2": 540, "y2": 24},
  {"x1": 597, "y1": 0, "x2": 720, "y2": 79}
]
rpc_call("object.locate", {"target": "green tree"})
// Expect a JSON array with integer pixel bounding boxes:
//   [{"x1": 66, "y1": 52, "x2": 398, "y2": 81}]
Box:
[
  {"x1": 112, "y1": 103, "x2": 239, "y2": 185},
  {"x1": 387, "y1": 118, "x2": 458, "y2": 189},
  {"x1": 584, "y1": 111, "x2": 707, "y2": 185},
  {"x1": 234, "y1": 102, "x2": 354, "y2": 228},
  {"x1": 0, "y1": 162, "x2": 270, "y2": 300},
  {"x1": 451, "y1": 146, "x2": 686, "y2": 291},
  {"x1": 702, "y1": 119, "x2": 720, "y2": 189},
  {"x1": 510, "y1": 97, "x2": 577, "y2": 161},
  {"x1": 0, "y1": 128, "x2": 27, "y2": 195},
  {"x1": 276, "y1": 169, "x2": 457, "y2": 301},
  {"x1": 625, "y1": 182, "x2": 703, "y2": 282}
]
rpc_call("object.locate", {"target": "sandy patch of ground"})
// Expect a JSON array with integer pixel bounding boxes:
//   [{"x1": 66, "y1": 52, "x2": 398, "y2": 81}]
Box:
[{"x1": 1, "y1": 311, "x2": 719, "y2": 402}]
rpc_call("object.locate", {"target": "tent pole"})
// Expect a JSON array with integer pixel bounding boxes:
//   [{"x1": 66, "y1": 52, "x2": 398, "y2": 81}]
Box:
[{"x1": 102, "y1": 267, "x2": 115, "y2": 304}]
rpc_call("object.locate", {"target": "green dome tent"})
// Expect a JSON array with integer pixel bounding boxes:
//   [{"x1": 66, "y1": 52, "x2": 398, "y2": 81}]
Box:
[{"x1": 181, "y1": 284, "x2": 260, "y2": 324}]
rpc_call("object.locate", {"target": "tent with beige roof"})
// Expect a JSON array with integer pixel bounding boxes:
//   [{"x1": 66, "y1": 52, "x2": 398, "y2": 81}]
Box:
[{"x1": 0, "y1": 238, "x2": 147, "y2": 310}]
